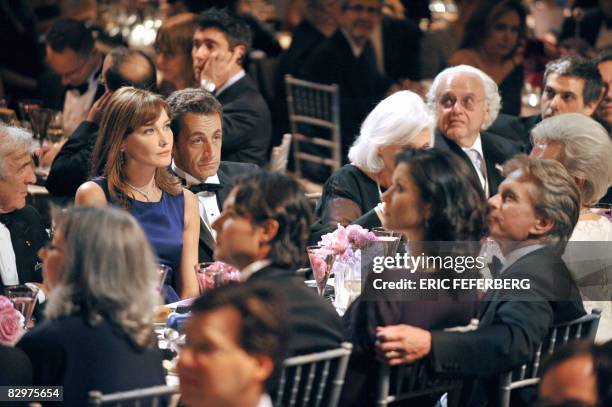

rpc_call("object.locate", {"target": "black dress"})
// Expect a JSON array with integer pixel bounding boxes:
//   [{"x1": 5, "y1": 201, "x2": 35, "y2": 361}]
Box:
[
  {"x1": 18, "y1": 314, "x2": 165, "y2": 407},
  {"x1": 310, "y1": 165, "x2": 381, "y2": 245}
]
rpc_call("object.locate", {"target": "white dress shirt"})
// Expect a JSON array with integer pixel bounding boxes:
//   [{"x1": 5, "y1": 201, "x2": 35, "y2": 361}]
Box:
[
  {"x1": 172, "y1": 162, "x2": 221, "y2": 238},
  {"x1": 0, "y1": 221, "x2": 19, "y2": 285},
  {"x1": 241, "y1": 259, "x2": 272, "y2": 282},
  {"x1": 216, "y1": 69, "x2": 246, "y2": 97},
  {"x1": 62, "y1": 68, "x2": 100, "y2": 136}
]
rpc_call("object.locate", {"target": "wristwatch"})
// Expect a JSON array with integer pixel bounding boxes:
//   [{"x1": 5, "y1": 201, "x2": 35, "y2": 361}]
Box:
[{"x1": 201, "y1": 79, "x2": 216, "y2": 93}]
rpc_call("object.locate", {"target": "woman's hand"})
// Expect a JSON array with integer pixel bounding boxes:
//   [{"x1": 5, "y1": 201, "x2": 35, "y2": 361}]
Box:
[{"x1": 376, "y1": 324, "x2": 432, "y2": 365}]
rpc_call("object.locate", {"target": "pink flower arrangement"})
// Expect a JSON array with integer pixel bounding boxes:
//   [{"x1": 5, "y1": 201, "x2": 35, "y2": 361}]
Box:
[
  {"x1": 196, "y1": 262, "x2": 240, "y2": 291},
  {"x1": 0, "y1": 295, "x2": 24, "y2": 346},
  {"x1": 318, "y1": 224, "x2": 377, "y2": 257}
]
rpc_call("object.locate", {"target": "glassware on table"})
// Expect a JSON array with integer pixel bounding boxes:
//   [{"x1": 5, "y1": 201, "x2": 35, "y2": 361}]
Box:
[
  {"x1": 372, "y1": 227, "x2": 402, "y2": 258},
  {"x1": 28, "y1": 108, "x2": 54, "y2": 144},
  {"x1": 46, "y1": 111, "x2": 64, "y2": 143},
  {"x1": 4, "y1": 284, "x2": 40, "y2": 329},
  {"x1": 157, "y1": 264, "x2": 171, "y2": 292},
  {"x1": 17, "y1": 99, "x2": 42, "y2": 123},
  {"x1": 195, "y1": 262, "x2": 226, "y2": 293},
  {"x1": 307, "y1": 245, "x2": 336, "y2": 296}
]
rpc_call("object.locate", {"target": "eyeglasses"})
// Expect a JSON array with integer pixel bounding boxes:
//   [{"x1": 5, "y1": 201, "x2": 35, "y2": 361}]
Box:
[
  {"x1": 438, "y1": 94, "x2": 485, "y2": 112},
  {"x1": 344, "y1": 4, "x2": 381, "y2": 14}
]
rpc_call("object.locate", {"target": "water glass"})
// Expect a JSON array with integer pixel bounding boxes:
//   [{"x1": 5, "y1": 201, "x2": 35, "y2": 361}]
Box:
[
  {"x1": 195, "y1": 262, "x2": 225, "y2": 293},
  {"x1": 4, "y1": 285, "x2": 39, "y2": 329}
]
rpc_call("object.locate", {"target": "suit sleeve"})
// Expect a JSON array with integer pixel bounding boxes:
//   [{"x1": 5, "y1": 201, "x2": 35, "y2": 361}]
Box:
[
  {"x1": 220, "y1": 96, "x2": 271, "y2": 160},
  {"x1": 17, "y1": 324, "x2": 67, "y2": 386},
  {"x1": 45, "y1": 121, "x2": 99, "y2": 197}
]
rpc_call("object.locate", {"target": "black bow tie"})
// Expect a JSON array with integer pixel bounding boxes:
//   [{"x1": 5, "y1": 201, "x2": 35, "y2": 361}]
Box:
[
  {"x1": 0, "y1": 212, "x2": 15, "y2": 227},
  {"x1": 66, "y1": 82, "x2": 89, "y2": 95},
  {"x1": 487, "y1": 256, "x2": 504, "y2": 278},
  {"x1": 189, "y1": 183, "x2": 222, "y2": 193}
]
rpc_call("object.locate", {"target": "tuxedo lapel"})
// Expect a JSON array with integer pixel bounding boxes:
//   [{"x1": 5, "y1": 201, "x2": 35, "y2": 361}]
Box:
[
  {"x1": 481, "y1": 132, "x2": 506, "y2": 197},
  {"x1": 434, "y1": 130, "x2": 485, "y2": 194},
  {"x1": 216, "y1": 165, "x2": 234, "y2": 209},
  {"x1": 199, "y1": 220, "x2": 215, "y2": 254}
]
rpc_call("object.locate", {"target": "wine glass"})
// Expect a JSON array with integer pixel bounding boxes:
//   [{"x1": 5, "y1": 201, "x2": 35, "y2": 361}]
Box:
[
  {"x1": 372, "y1": 227, "x2": 402, "y2": 258},
  {"x1": 195, "y1": 262, "x2": 225, "y2": 293},
  {"x1": 4, "y1": 285, "x2": 39, "y2": 329},
  {"x1": 307, "y1": 245, "x2": 336, "y2": 296},
  {"x1": 28, "y1": 108, "x2": 54, "y2": 144},
  {"x1": 17, "y1": 99, "x2": 42, "y2": 124},
  {"x1": 157, "y1": 264, "x2": 171, "y2": 292}
]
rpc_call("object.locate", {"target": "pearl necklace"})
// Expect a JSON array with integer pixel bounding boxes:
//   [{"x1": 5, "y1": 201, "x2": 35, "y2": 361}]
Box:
[{"x1": 125, "y1": 181, "x2": 155, "y2": 202}]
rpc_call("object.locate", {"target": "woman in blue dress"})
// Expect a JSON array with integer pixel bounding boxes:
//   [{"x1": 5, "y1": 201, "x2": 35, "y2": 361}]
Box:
[{"x1": 75, "y1": 87, "x2": 199, "y2": 300}]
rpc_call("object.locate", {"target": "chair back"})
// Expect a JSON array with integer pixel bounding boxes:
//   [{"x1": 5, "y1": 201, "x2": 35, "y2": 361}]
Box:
[
  {"x1": 498, "y1": 308, "x2": 602, "y2": 407},
  {"x1": 269, "y1": 133, "x2": 292, "y2": 173},
  {"x1": 375, "y1": 358, "x2": 462, "y2": 407},
  {"x1": 284, "y1": 74, "x2": 341, "y2": 181},
  {"x1": 88, "y1": 384, "x2": 179, "y2": 407},
  {"x1": 274, "y1": 342, "x2": 352, "y2": 407}
]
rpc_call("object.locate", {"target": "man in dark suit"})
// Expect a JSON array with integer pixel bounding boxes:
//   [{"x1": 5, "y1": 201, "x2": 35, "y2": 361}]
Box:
[
  {"x1": 0, "y1": 125, "x2": 47, "y2": 289},
  {"x1": 192, "y1": 9, "x2": 272, "y2": 167},
  {"x1": 376, "y1": 156, "x2": 586, "y2": 406},
  {"x1": 38, "y1": 19, "x2": 105, "y2": 136},
  {"x1": 45, "y1": 48, "x2": 158, "y2": 198},
  {"x1": 167, "y1": 88, "x2": 257, "y2": 264},
  {"x1": 212, "y1": 172, "x2": 345, "y2": 356},
  {"x1": 428, "y1": 65, "x2": 522, "y2": 197}
]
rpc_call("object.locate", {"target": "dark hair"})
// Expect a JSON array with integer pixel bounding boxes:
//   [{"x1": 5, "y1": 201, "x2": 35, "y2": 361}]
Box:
[
  {"x1": 46, "y1": 19, "x2": 95, "y2": 56},
  {"x1": 540, "y1": 340, "x2": 612, "y2": 407},
  {"x1": 166, "y1": 87, "x2": 223, "y2": 144},
  {"x1": 543, "y1": 56, "x2": 604, "y2": 106},
  {"x1": 460, "y1": 0, "x2": 527, "y2": 60},
  {"x1": 232, "y1": 172, "x2": 313, "y2": 269},
  {"x1": 593, "y1": 49, "x2": 612, "y2": 65},
  {"x1": 195, "y1": 8, "x2": 252, "y2": 54},
  {"x1": 191, "y1": 281, "x2": 288, "y2": 368},
  {"x1": 396, "y1": 148, "x2": 488, "y2": 243},
  {"x1": 104, "y1": 48, "x2": 157, "y2": 92}
]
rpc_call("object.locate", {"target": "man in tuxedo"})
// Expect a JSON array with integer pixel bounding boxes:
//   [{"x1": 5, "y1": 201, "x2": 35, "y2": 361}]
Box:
[
  {"x1": 192, "y1": 8, "x2": 272, "y2": 167},
  {"x1": 212, "y1": 172, "x2": 345, "y2": 356},
  {"x1": 301, "y1": 0, "x2": 391, "y2": 159},
  {"x1": 38, "y1": 19, "x2": 105, "y2": 136},
  {"x1": 376, "y1": 156, "x2": 585, "y2": 406},
  {"x1": 179, "y1": 283, "x2": 287, "y2": 407},
  {"x1": 523, "y1": 56, "x2": 603, "y2": 139},
  {"x1": 428, "y1": 65, "x2": 522, "y2": 197},
  {"x1": 45, "y1": 47, "x2": 157, "y2": 198},
  {"x1": 0, "y1": 124, "x2": 47, "y2": 288},
  {"x1": 167, "y1": 88, "x2": 257, "y2": 264}
]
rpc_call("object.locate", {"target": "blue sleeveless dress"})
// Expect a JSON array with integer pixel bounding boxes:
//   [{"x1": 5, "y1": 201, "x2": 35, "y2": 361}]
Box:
[{"x1": 92, "y1": 178, "x2": 184, "y2": 302}]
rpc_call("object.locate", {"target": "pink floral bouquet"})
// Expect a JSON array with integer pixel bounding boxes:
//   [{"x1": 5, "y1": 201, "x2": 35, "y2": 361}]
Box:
[
  {"x1": 0, "y1": 295, "x2": 24, "y2": 346},
  {"x1": 318, "y1": 224, "x2": 377, "y2": 258},
  {"x1": 196, "y1": 261, "x2": 240, "y2": 291}
]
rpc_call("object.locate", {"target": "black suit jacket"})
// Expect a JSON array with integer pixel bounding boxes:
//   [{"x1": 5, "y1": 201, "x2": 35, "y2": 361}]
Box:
[
  {"x1": 487, "y1": 113, "x2": 532, "y2": 151},
  {"x1": 45, "y1": 120, "x2": 99, "y2": 197},
  {"x1": 172, "y1": 161, "x2": 259, "y2": 263},
  {"x1": 430, "y1": 246, "x2": 585, "y2": 406},
  {"x1": 434, "y1": 129, "x2": 523, "y2": 197},
  {"x1": 301, "y1": 29, "x2": 391, "y2": 158},
  {"x1": 247, "y1": 263, "x2": 345, "y2": 356},
  {"x1": 0, "y1": 206, "x2": 47, "y2": 288},
  {"x1": 217, "y1": 75, "x2": 272, "y2": 166},
  {"x1": 382, "y1": 17, "x2": 422, "y2": 81}
]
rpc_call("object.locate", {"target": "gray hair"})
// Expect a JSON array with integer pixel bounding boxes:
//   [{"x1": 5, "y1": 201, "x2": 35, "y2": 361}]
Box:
[
  {"x1": 45, "y1": 206, "x2": 161, "y2": 349},
  {"x1": 503, "y1": 155, "x2": 580, "y2": 254},
  {"x1": 0, "y1": 124, "x2": 34, "y2": 180},
  {"x1": 531, "y1": 113, "x2": 612, "y2": 206},
  {"x1": 426, "y1": 65, "x2": 502, "y2": 130},
  {"x1": 348, "y1": 91, "x2": 434, "y2": 173}
]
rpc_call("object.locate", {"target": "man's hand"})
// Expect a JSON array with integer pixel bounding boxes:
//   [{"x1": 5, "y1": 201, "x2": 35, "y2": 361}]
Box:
[
  {"x1": 86, "y1": 90, "x2": 112, "y2": 124},
  {"x1": 376, "y1": 324, "x2": 432, "y2": 365},
  {"x1": 200, "y1": 49, "x2": 242, "y2": 89}
]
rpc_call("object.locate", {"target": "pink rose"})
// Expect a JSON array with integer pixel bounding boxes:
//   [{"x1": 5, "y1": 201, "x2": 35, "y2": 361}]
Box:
[{"x1": 0, "y1": 296, "x2": 24, "y2": 345}]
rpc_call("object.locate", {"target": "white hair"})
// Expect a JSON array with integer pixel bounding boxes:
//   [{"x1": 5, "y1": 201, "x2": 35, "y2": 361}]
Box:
[
  {"x1": 0, "y1": 124, "x2": 34, "y2": 180},
  {"x1": 531, "y1": 113, "x2": 612, "y2": 206},
  {"x1": 426, "y1": 65, "x2": 502, "y2": 130},
  {"x1": 348, "y1": 90, "x2": 435, "y2": 173}
]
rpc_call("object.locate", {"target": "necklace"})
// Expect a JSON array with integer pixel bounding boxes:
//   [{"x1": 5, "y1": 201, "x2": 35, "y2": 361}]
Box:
[{"x1": 125, "y1": 181, "x2": 155, "y2": 202}]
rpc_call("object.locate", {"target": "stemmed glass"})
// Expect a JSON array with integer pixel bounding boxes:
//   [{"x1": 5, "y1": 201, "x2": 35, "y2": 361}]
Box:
[
  {"x1": 372, "y1": 227, "x2": 402, "y2": 258},
  {"x1": 28, "y1": 108, "x2": 54, "y2": 145},
  {"x1": 4, "y1": 285, "x2": 40, "y2": 329},
  {"x1": 156, "y1": 264, "x2": 171, "y2": 292},
  {"x1": 307, "y1": 245, "x2": 336, "y2": 296}
]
